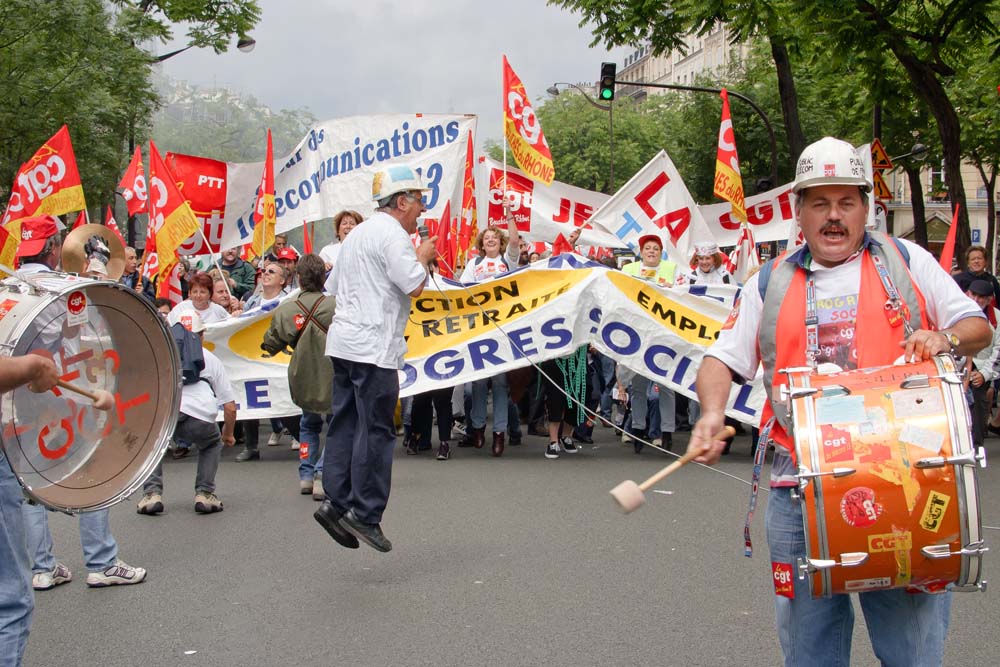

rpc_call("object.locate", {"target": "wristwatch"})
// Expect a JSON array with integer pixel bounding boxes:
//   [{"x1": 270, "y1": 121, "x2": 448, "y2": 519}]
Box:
[{"x1": 942, "y1": 331, "x2": 960, "y2": 354}]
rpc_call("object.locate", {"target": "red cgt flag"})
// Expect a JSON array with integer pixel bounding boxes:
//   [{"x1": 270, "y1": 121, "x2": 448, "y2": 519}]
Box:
[
  {"x1": 119, "y1": 146, "x2": 148, "y2": 216},
  {"x1": 147, "y1": 140, "x2": 201, "y2": 286},
  {"x1": 104, "y1": 205, "x2": 126, "y2": 246},
  {"x1": 251, "y1": 129, "x2": 276, "y2": 258},
  {"x1": 459, "y1": 133, "x2": 477, "y2": 259},
  {"x1": 502, "y1": 55, "x2": 555, "y2": 185},
  {"x1": 713, "y1": 89, "x2": 747, "y2": 223},
  {"x1": 302, "y1": 220, "x2": 313, "y2": 254},
  {"x1": 1, "y1": 125, "x2": 87, "y2": 271}
]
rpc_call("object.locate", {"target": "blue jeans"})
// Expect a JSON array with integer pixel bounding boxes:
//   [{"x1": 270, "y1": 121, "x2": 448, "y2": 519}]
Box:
[
  {"x1": 323, "y1": 358, "x2": 399, "y2": 524},
  {"x1": 299, "y1": 411, "x2": 327, "y2": 481},
  {"x1": 0, "y1": 453, "x2": 32, "y2": 666},
  {"x1": 22, "y1": 504, "x2": 117, "y2": 573},
  {"x1": 470, "y1": 374, "x2": 508, "y2": 433},
  {"x1": 631, "y1": 375, "x2": 675, "y2": 434},
  {"x1": 597, "y1": 353, "x2": 616, "y2": 417},
  {"x1": 766, "y1": 487, "x2": 951, "y2": 666},
  {"x1": 144, "y1": 414, "x2": 223, "y2": 495}
]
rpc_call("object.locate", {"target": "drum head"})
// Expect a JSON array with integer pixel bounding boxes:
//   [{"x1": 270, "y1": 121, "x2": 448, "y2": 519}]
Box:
[{"x1": 0, "y1": 275, "x2": 180, "y2": 512}]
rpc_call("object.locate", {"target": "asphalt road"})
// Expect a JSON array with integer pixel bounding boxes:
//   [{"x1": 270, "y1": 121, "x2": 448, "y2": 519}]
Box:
[{"x1": 23, "y1": 425, "x2": 1000, "y2": 667}]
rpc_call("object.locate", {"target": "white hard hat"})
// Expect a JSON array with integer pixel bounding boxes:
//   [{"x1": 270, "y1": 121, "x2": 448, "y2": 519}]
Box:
[
  {"x1": 792, "y1": 137, "x2": 872, "y2": 194},
  {"x1": 372, "y1": 165, "x2": 428, "y2": 203},
  {"x1": 168, "y1": 308, "x2": 205, "y2": 333}
]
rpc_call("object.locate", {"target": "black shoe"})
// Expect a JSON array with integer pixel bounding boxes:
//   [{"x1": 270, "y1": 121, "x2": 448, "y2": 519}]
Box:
[
  {"x1": 571, "y1": 430, "x2": 593, "y2": 444},
  {"x1": 313, "y1": 501, "x2": 359, "y2": 549},
  {"x1": 662, "y1": 432, "x2": 673, "y2": 452},
  {"x1": 234, "y1": 448, "x2": 259, "y2": 462},
  {"x1": 171, "y1": 447, "x2": 191, "y2": 460},
  {"x1": 339, "y1": 509, "x2": 392, "y2": 553},
  {"x1": 630, "y1": 429, "x2": 646, "y2": 454},
  {"x1": 508, "y1": 432, "x2": 522, "y2": 446},
  {"x1": 988, "y1": 424, "x2": 1000, "y2": 438},
  {"x1": 722, "y1": 437, "x2": 733, "y2": 456}
]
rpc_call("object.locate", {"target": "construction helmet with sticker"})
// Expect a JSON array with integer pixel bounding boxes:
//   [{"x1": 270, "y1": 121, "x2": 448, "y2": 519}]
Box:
[
  {"x1": 792, "y1": 137, "x2": 871, "y2": 194},
  {"x1": 372, "y1": 165, "x2": 429, "y2": 204}
]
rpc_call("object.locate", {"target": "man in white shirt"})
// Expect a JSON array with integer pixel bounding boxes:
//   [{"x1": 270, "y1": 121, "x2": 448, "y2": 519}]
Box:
[
  {"x1": 687, "y1": 138, "x2": 990, "y2": 666},
  {"x1": 314, "y1": 165, "x2": 436, "y2": 552},
  {"x1": 137, "y1": 311, "x2": 237, "y2": 515}
]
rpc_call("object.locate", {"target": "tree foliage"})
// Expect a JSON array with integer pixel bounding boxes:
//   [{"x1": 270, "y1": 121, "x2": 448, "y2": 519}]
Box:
[{"x1": 113, "y1": 0, "x2": 262, "y2": 54}]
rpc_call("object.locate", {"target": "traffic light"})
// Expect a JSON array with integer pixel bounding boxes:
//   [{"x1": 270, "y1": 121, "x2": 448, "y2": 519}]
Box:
[{"x1": 599, "y1": 62, "x2": 617, "y2": 101}]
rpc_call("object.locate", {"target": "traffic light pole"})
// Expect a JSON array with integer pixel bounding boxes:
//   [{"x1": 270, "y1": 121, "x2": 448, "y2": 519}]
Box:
[{"x1": 616, "y1": 79, "x2": 779, "y2": 190}]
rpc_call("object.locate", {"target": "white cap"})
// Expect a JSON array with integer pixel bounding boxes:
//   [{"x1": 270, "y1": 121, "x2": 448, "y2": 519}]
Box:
[
  {"x1": 168, "y1": 308, "x2": 205, "y2": 333},
  {"x1": 693, "y1": 241, "x2": 720, "y2": 257},
  {"x1": 372, "y1": 165, "x2": 428, "y2": 203},
  {"x1": 792, "y1": 137, "x2": 872, "y2": 194}
]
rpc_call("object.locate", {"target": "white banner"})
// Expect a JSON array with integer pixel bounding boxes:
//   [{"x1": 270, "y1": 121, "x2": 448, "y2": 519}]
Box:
[
  {"x1": 164, "y1": 114, "x2": 477, "y2": 254},
  {"x1": 700, "y1": 183, "x2": 795, "y2": 247},
  {"x1": 474, "y1": 156, "x2": 623, "y2": 248},
  {"x1": 588, "y1": 151, "x2": 717, "y2": 265},
  {"x1": 203, "y1": 256, "x2": 764, "y2": 425}
]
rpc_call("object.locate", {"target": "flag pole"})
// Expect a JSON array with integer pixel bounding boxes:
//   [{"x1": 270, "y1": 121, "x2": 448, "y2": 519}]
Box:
[{"x1": 196, "y1": 226, "x2": 233, "y2": 299}]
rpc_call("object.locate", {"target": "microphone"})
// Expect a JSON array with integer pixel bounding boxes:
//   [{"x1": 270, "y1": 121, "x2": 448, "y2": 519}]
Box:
[{"x1": 417, "y1": 223, "x2": 430, "y2": 240}]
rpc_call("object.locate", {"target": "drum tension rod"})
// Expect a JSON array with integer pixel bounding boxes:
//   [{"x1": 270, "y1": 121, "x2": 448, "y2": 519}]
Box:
[
  {"x1": 951, "y1": 581, "x2": 988, "y2": 593},
  {"x1": 915, "y1": 447, "x2": 987, "y2": 469},
  {"x1": 796, "y1": 467, "x2": 857, "y2": 491},
  {"x1": 921, "y1": 540, "x2": 988, "y2": 560},
  {"x1": 780, "y1": 386, "x2": 818, "y2": 401},
  {"x1": 797, "y1": 553, "x2": 869, "y2": 579}
]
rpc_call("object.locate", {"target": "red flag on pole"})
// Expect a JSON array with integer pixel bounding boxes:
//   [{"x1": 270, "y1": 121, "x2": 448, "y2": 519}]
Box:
[
  {"x1": 502, "y1": 55, "x2": 555, "y2": 185},
  {"x1": 118, "y1": 146, "x2": 148, "y2": 216},
  {"x1": 72, "y1": 210, "x2": 87, "y2": 230},
  {"x1": 104, "y1": 205, "x2": 126, "y2": 246},
  {"x1": 713, "y1": 89, "x2": 747, "y2": 223},
  {"x1": 251, "y1": 129, "x2": 276, "y2": 259},
  {"x1": 459, "y1": 133, "x2": 477, "y2": 258},
  {"x1": 147, "y1": 140, "x2": 201, "y2": 288},
  {"x1": 302, "y1": 220, "x2": 313, "y2": 254},
  {"x1": 551, "y1": 233, "x2": 575, "y2": 257},
  {"x1": 938, "y1": 203, "x2": 961, "y2": 272},
  {"x1": 435, "y1": 200, "x2": 454, "y2": 279}
]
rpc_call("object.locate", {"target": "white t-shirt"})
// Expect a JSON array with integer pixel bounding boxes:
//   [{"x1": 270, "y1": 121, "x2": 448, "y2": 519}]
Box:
[
  {"x1": 459, "y1": 243, "x2": 519, "y2": 283},
  {"x1": 319, "y1": 242, "x2": 340, "y2": 266},
  {"x1": 685, "y1": 266, "x2": 732, "y2": 285},
  {"x1": 170, "y1": 299, "x2": 230, "y2": 325},
  {"x1": 325, "y1": 212, "x2": 427, "y2": 369},
  {"x1": 180, "y1": 349, "x2": 236, "y2": 423},
  {"x1": 709, "y1": 238, "x2": 985, "y2": 485}
]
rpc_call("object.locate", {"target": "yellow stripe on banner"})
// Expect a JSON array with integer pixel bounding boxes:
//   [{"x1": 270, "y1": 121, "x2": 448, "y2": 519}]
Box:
[
  {"x1": 158, "y1": 207, "x2": 200, "y2": 257},
  {"x1": 0, "y1": 221, "x2": 20, "y2": 276},
  {"x1": 504, "y1": 119, "x2": 555, "y2": 185},
  {"x1": 607, "y1": 271, "x2": 722, "y2": 345},
  {"x1": 35, "y1": 185, "x2": 87, "y2": 218},
  {"x1": 713, "y1": 161, "x2": 747, "y2": 222},
  {"x1": 404, "y1": 269, "x2": 589, "y2": 357}
]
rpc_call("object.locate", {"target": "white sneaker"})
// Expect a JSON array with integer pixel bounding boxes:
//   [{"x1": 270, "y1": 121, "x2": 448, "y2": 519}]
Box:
[
  {"x1": 33, "y1": 562, "x2": 72, "y2": 590},
  {"x1": 290, "y1": 437, "x2": 300, "y2": 451},
  {"x1": 266, "y1": 431, "x2": 282, "y2": 446},
  {"x1": 86, "y1": 559, "x2": 146, "y2": 587},
  {"x1": 652, "y1": 437, "x2": 663, "y2": 447}
]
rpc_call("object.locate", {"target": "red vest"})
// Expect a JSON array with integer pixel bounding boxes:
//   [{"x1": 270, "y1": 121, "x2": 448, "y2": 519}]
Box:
[{"x1": 760, "y1": 246, "x2": 929, "y2": 455}]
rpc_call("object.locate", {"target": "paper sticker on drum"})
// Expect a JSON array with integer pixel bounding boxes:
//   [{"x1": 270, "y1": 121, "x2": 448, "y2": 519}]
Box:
[
  {"x1": 0, "y1": 299, "x2": 18, "y2": 321},
  {"x1": 772, "y1": 562, "x2": 795, "y2": 598},
  {"x1": 840, "y1": 487, "x2": 883, "y2": 527},
  {"x1": 920, "y1": 491, "x2": 951, "y2": 533},
  {"x1": 890, "y1": 387, "x2": 944, "y2": 418}
]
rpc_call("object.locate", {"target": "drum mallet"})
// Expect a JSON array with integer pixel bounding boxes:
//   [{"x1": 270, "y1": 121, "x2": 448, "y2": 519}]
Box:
[
  {"x1": 610, "y1": 426, "x2": 736, "y2": 513},
  {"x1": 56, "y1": 380, "x2": 114, "y2": 411}
]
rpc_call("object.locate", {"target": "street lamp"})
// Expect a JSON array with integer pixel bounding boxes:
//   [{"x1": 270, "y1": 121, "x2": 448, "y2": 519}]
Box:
[
  {"x1": 890, "y1": 143, "x2": 928, "y2": 163},
  {"x1": 153, "y1": 35, "x2": 256, "y2": 63},
  {"x1": 548, "y1": 82, "x2": 615, "y2": 190}
]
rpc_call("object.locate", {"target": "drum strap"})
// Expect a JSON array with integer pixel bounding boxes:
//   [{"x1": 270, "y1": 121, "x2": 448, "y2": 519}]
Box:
[
  {"x1": 744, "y1": 416, "x2": 776, "y2": 558},
  {"x1": 804, "y1": 278, "x2": 820, "y2": 369},
  {"x1": 870, "y1": 253, "x2": 915, "y2": 337}
]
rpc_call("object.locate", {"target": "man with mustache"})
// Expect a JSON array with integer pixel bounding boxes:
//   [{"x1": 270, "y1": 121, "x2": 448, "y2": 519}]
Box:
[{"x1": 686, "y1": 137, "x2": 991, "y2": 666}]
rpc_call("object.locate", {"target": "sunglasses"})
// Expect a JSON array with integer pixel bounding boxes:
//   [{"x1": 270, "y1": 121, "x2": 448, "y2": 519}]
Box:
[{"x1": 263, "y1": 268, "x2": 281, "y2": 276}]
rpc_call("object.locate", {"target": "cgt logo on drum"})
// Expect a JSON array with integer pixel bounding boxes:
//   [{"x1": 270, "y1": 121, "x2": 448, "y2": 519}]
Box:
[
  {"x1": 868, "y1": 531, "x2": 912, "y2": 553},
  {"x1": 67, "y1": 291, "x2": 86, "y2": 315},
  {"x1": 920, "y1": 491, "x2": 951, "y2": 533},
  {"x1": 840, "y1": 486, "x2": 883, "y2": 528}
]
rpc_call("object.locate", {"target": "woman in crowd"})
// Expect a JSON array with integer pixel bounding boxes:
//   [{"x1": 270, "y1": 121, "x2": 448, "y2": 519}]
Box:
[
  {"x1": 320, "y1": 209, "x2": 363, "y2": 275},
  {"x1": 243, "y1": 261, "x2": 290, "y2": 311},
  {"x1": 955, "y1": 245, "x2": 1000, "y2": 306},
  {"x1": 685, "y1": 241, "x2": 732, "y2": 285},
  {"x1": 169, "y1": 271, "x2": 230, "y2": 325},
  {"x1": 458, "y1": 211, "x2": 520, "y2": 456}
]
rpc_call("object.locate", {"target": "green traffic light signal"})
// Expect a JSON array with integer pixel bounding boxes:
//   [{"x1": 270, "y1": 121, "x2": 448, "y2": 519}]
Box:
[{"x1": 599, "y1": 62, "x2": 617, "y2": 102}]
